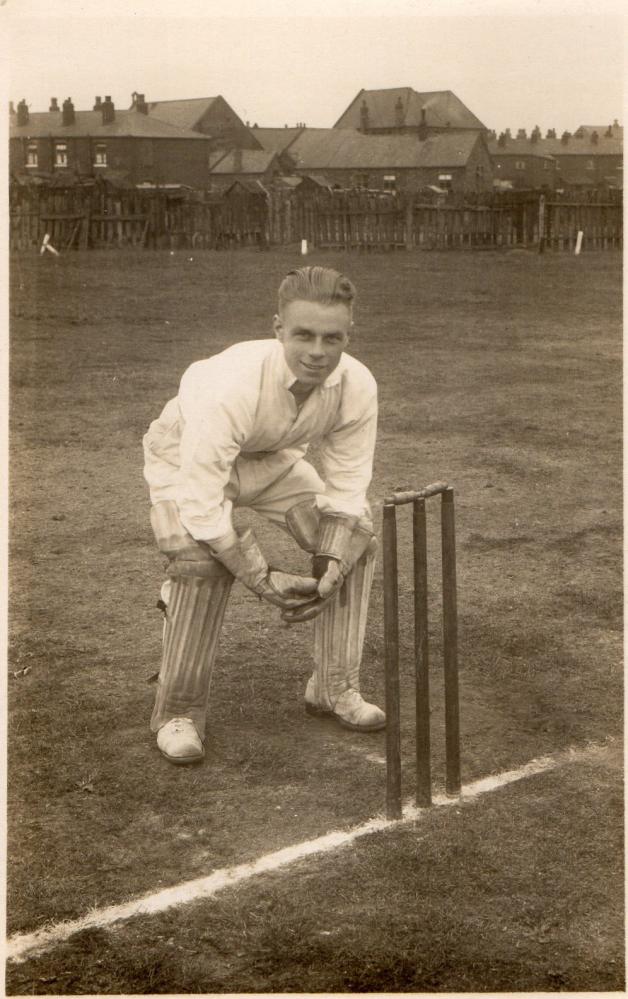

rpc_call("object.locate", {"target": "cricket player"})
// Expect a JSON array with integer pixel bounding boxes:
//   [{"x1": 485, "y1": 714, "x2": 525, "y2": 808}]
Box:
[{"x1": 143, "y1": 265, "x2": 385, "y2": 764}]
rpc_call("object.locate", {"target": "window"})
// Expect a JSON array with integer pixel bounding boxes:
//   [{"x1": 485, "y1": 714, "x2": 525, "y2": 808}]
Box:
[
  {"x1": 94, "y1": 143, "x2": 107, "y2": 167},
  {"x1": 383, "y1": 174, "x2": 397, "y2": 193},
  {"x1": 515, "y1": 160, "x2": 526, "y2": 171},
  {"x1": 586, "y1": 159, "x2": 595, "y2": 171},
  {"x1": 54, "y1": 142, "x2": 68, "y2": 167},
  {"x1": 26, "y1": 143, "x2": 38, "y2": 167},
  {"x1": 438, "y1": 173, "x2": 452, "y2": 190},
  {"x1": 352, "y1": 172, "x2": 369, "y2": 189}
]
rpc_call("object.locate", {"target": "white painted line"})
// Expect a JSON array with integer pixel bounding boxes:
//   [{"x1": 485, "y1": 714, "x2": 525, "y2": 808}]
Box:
[{"x1": 6, "y1": 741, "x2": 610, "y2": 965}]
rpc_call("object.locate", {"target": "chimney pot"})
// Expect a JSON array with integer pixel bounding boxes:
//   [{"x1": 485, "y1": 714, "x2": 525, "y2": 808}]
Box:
[
  {"x1": 49, "y1": 97, "x2": 59, "y2": 112},
  {"x1": 93, "y1": 96, "x2": 102, "y2": 110}
]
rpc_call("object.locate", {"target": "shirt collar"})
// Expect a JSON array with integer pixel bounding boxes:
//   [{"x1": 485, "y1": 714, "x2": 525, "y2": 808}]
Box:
[{"x1": 274, "y1": 340, "x2": 344, "y2": 390}]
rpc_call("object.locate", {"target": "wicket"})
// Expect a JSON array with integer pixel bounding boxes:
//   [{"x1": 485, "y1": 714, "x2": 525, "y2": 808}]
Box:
[{"x1": 382, "y1": 482, "x2": 461, "y2": 819}]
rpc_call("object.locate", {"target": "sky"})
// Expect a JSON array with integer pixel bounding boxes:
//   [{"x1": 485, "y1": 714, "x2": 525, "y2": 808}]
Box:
[{"x1": 4, "y1": 0, "x2": 625, "y2": 136}]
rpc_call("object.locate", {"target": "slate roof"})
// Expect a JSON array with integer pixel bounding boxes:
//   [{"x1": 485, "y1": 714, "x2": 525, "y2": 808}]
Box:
[
  {"x1": 210, "y1": 149, "x2": 278, "y2": 174},
  {"x1": 334, "y1": 87, "x2": 486, "y2": 131},
  {"x1": 488, "y1": 139, "x2": 555, "y2": 160},
  {"x1": 145, "y1": 97, "x2": 220, "y2": 131},
  {"x1": 286, "y1": 128, "x2": 481, "y2": 170},
  {"x1": 10, "y1": 109, "x2": 208, "y2": 140},
  {"x1": 251, "y1": 127, "x2": 305, "y2": 154},
  {"x1": 490, "y1": 136, "x2": 623, "y2": 157},
  {"x1": 577, "y1": 122, "x2": 623, "y2": 140}
]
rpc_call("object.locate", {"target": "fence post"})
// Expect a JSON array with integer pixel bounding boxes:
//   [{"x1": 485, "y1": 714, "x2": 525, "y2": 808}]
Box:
[
  {"x1": 538, "y1": 193, "x2": 545, "y2": 254},
  {"x1": 405, "y1": 195, "x2": 414, "y2": 250}
]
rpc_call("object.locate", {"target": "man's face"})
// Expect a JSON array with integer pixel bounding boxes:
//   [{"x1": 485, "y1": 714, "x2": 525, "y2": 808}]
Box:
[{"x1": 274, "y1": 299, "x2": 351, "y2": 386}]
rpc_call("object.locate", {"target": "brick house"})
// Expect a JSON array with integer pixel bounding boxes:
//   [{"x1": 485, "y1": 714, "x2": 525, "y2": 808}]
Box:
[
  {"x1": 10, "y1": 96, "x2": 212, "y2": 187},
  {"x1": 280, "y1": 127, "x2": 493, "y2": 194},
  {"x1": 489, "y1": 126, "x2": 622, "y2": 189},
  {"x1": 334, "y1": 87, "x2": 487, "y2": 137}
]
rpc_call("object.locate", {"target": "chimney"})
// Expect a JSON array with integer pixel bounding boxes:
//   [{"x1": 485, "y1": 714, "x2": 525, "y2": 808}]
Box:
[
  {"x1": 233, "y1": 148, "x2": 243, "y2": 172},
  {"x1": 516, "y1": 127, "x2": 527, "y2": 140},
  {"x1": 530, "y1": 125, "x2": 541, "y2": 143},
  {"x1": 101, "y1": 96, "x2": 115, "y2": 125},
  {"x1": 418, "y1": 106, "x2": 428, "y2": 141},
  {"x1": 93, "y1": 96, "x2": 102, "y2": 111},
  {"x1": 560, "y1": 130, "x2": 571, "y2": 145},
  {"x1": 497, "y1": 131, "x2": 507, "y2": 147},
  {"x1": 9, "y1": 100, "x2": 15, "y2": 116},
  {"x1": 359, "y1": 99, "x2": 369, "y2": 132},
  {"x1": 546, "y1": 128, "x2": 556, "y2": 139},
  {"x1": 49, "y1": 97, "x2": 59, "y2": 112},
  {"x1": 591, "y1": 130, "x2": 599, "y2": 145},
  {"x1": 62, "y1": 97, "x2": 75, "y2": 126},
  {"x1": 394, "y1": 96, "x2": 404, "y2": 128},
  {"x1": 16, "y1": 99, "x2": 29, "y2": 126},
  {"x1": 132, "y1": 91, "x2": 148, "y2": 114}
]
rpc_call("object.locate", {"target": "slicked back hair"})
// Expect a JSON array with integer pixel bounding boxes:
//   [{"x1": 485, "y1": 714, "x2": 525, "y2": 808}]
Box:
[{"x1": 278, "y1": 266, "x2": 356, "y2": 316}]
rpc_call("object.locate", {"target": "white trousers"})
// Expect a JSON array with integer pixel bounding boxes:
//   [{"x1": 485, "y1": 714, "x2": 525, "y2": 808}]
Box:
[{"x1": 152, "y1": 457, "x2": 375, "y2": 736}]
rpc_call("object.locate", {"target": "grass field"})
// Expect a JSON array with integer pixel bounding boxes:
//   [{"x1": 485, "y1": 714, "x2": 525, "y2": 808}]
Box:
[{"x1": 7, "y1": 246, "x2": 623, "y2": 993}]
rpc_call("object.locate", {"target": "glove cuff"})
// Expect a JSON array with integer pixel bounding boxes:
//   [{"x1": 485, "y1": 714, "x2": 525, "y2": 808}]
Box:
[
  {"x1": 211, "y1": 529, "x2": 268, "y2": 592},
  {"x1": 317, "y1": 513, "x2": 357, "y2": 569}
]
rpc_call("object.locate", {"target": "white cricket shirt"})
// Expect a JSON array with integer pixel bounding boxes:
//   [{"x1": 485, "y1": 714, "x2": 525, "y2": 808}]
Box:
[{"x1": 143, "y1": 339, "x2": 377, "y2": 542}]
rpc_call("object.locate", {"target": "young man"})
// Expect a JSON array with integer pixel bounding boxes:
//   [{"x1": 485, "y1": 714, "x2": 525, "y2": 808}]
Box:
[{"x1": 143, "y1": 265, "x2": 385, "y2": 764}]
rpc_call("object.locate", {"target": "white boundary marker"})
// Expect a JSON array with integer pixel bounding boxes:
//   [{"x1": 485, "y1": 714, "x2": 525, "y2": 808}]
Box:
[{"x1": 6, "y1": 742, "x2": 611, "y2": 965}]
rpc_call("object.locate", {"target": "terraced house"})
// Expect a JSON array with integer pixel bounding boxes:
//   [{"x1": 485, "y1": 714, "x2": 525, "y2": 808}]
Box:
[
  {"x1": 9, "y1": 92, "x2": 260, "y2": 188},
  {"x1": 9, "y1": 95, "x2": 213, "y2": 187},
  {"x1": 489, "y1": 124, "x2": 622, "y2": 190}
]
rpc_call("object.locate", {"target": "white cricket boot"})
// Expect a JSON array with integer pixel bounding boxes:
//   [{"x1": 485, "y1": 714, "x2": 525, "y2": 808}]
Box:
[{"x1": 157, "y1": 717, "x2": 205, "y2": 764}]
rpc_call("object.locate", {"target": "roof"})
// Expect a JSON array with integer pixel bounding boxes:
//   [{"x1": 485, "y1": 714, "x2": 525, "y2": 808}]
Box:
[
  {"x1": 9, "y1": 109, "x2": 209, "y2": 140},
  {"x1": 223, "y1": 179, "x2": 269, "y2": 196},
  {"x1": 287, "y1": 128, "x2": 481, "y2": 170},
  {"x1": 490, "y1": 135, "x2": 623, "y2": 157},
  {"x1": 334, "y1": 87, "x2": 486, "y2": 131},
  {"x1": 145, "y1": 97, "x2": 219, "y2": 131},
  {"x1": 210, "y1": 149, "x2": 278, "y2": 174},
  {"x1": 488, "y1": 139, "x2": 555, "y2": 160},
  {"x1": 251, "y1": 127, "x2": 305, "y2": 154},
  {"x1": 577, "y1": 122, "x2": 623, "y2": 140}
]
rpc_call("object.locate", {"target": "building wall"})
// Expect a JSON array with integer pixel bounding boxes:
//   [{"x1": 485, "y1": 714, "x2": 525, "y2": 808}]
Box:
[
  {"x1": 492, "y1": 153, "x2": 558, "y2": 190},
  {"x1": 10, "y1": 135, "x2": 212, "y2": 187},
  {"x1": 554, "y1": 152, "x2": 622, "y2": 187}
]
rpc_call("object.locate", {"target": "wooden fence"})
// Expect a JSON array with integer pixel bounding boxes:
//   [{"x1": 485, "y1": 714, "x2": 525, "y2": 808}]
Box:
[{"x1": 9, "y1": 180, "x2": 623, "y2": 253}]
